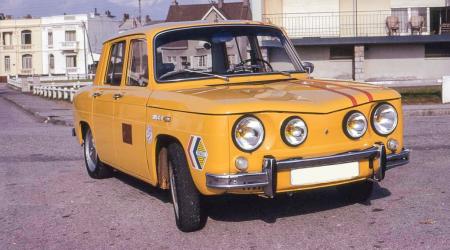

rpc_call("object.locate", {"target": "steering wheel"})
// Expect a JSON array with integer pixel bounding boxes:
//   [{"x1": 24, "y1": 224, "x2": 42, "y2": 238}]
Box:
[{"x1": 234, "y1": 58, "x2": 273, "y2": 72}]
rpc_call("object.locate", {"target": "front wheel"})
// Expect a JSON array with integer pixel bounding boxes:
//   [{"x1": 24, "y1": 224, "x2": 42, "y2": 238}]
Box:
[
  {"x1": 83, "y1": 128, "x2": 113, "y2": 179},
  {"x1": 337, "y1": 180, "x2": 374, "y2": 203},
  {"x1": 168, "y1": 143, "x2": 207, "y2": 232}
]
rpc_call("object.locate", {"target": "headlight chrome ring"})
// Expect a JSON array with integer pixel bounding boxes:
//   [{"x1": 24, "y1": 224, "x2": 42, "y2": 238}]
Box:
[
  {"x1": 232, "y1": 115, "x2": 265, "y2": 152},
  {"x1": 343, "y1": 111, "x2": 368, "y2": 139},
  {"x1": 371, "y1": 103, "x2": 398, "y2": 136},
  {"x1": 281, "y1": 116, "x2": 308, "y2": 147}
]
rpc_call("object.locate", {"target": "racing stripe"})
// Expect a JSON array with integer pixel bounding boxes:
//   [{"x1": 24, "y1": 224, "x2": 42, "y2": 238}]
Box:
[
  {"x1": 304, "y1": 81, "x2": 358, "y2": 106},
  {"x1": 320, "y1": 81, "x2": 374, "y2": 102}
]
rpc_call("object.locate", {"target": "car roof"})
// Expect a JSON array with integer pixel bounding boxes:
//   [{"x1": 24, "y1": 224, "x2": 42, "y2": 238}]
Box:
[{"x1": 104, "y1": 20, "x2": 279, "y2": 44}]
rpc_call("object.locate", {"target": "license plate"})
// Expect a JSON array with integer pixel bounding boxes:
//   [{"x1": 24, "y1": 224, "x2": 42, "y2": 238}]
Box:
[{"x1": 291, "y1": 162, "x2": 360, "y2": 186}]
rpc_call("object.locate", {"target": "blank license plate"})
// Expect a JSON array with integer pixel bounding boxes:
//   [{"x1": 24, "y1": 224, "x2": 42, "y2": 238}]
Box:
[{"x1": 291, "y1": 162, "x2": 360, "y2": 186}]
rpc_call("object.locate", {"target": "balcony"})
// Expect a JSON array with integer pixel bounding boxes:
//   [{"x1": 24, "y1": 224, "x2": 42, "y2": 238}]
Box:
[
  {"x1": 20, "y1": 69, "x2": 33, "y2": 75},
  {"x1": 21, "y1": 44, "x2": 32, "y2": 50},
  {"x1": 1, "y1": 45, "x2": 14, "y2": 50},
  {"x1": 263, "y1": 10, "x2": 450, "y2": 41},
  {"x1": 61, "y1": 41, "x2": 79, "y2": 51},
  {"x1": 66, "y1": 67, "x2": 78, "y2": 74}
]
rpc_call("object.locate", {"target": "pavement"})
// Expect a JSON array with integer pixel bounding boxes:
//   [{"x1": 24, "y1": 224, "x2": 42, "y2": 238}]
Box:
[
  {"x1": 0, "y1": 82, "x2": 450, "y2": 249},
  {"x1": 1, "y1": 84, "x2": 450, "y2": 129}
]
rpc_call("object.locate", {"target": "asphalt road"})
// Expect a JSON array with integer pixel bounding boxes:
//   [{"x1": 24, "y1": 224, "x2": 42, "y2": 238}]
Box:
[{"x1": 1, "y1": 91, "x2": 449, "y2": 249}]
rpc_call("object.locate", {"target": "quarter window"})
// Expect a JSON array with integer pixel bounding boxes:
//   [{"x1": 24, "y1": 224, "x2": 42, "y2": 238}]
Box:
[
  {"x1": 105, "y1": 41, "x2": 126, "y2": 85},
  {"x1": 127, "y1": 39, "x2": 149, "y2": 87}
]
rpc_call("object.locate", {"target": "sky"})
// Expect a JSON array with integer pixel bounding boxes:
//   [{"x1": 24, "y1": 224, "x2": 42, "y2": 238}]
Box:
[{"x1": 0, "y1": 0, "x2": 212, "y2": 20}]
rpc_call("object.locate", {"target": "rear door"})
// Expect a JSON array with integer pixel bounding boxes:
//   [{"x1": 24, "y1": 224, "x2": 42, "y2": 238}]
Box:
[
  {"x1": 92, "y1": 40, "x2": 126, "y2": 165},
  {"x1": 113, "y1": 37, "x2": 152, "y2": 180}
]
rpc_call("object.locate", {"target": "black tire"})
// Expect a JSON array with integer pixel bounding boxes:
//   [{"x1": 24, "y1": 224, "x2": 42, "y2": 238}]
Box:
[
  {"x1": 83, "y1": 128, "x2": 113, "y2": 179},
  {"x1": 168, "y1": 143, "x2": 207, "y2": 232},
  {"x1": 337, "y1": 180, "x2": 374, "y2": 203}
]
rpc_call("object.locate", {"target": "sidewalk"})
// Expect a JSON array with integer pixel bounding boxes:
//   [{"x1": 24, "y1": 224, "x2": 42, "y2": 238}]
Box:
[
  {"x1": 1, "y1": 83, "x2": 450, "y2": 128},
  {"x1": 0, "y1": 84, "x2": 73, "y2": 126}
]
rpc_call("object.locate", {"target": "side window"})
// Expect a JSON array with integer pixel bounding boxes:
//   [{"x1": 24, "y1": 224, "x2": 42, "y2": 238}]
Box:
[
  {"x1": 105, "y1": 41, "x2": 125, "y2": 85},
  {"x1": 127, "y1": 39, "x2": 149, "y2": 87}
]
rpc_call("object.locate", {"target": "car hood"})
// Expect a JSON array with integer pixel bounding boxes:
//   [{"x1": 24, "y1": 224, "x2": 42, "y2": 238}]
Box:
[{"x1": 148, "y1": 79, "x2": 401, "y2": 115}]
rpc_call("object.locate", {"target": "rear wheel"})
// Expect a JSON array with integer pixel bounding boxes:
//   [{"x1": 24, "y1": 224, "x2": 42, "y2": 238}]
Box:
[
  {"x1": 337, "y1": 180, "x2": 374, "y2": 203},
  {"x1": 168, "y1": 143, "x2": 206, "y2": 232},
  {"x1": 83, "y1": 128, "x2": 113, "y2": 179}
]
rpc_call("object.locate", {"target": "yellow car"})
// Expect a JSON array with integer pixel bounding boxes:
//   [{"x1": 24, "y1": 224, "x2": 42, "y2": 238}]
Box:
[{"x1": 73, "y1": 20, "x2": 410, "y2": 232}]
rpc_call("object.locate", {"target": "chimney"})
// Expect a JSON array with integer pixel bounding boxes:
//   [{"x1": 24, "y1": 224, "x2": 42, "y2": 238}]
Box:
[
  {"x1": 123, "y1": 13, "x2": 130, "y2": 22},
  {"x1": 243, "y1": 0, "x2": 249, "y2": 6},
  {"x1": 171, "y1": 0, "x2": 178, "y2": 5},
  {"x1": 218, "y1": 0, "x2": 224, "y2": 8}
]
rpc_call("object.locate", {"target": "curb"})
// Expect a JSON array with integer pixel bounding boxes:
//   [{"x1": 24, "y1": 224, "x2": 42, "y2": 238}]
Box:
[
  {"x1": 1, "y1": 95, "x2": 73, "y2": 127},
  {"x1": 403, "y1": 108, "x2": 450, "y2": 117}
]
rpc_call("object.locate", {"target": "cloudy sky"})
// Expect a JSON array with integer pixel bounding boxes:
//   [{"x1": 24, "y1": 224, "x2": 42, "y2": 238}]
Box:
[{"x1": 0, "y1": 0, "x2": 212, "y2": 20}]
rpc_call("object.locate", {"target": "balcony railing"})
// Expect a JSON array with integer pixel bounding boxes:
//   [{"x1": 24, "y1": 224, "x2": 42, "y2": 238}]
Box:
[
  {"x1": 20, "y1": 69, "x2": 33, "y2": 75},
  {"x1": 61, "y1": 41, "x2": 79, "y2": 50},
  {"x1": 21, "y1": 44, "x2": 32, "y2": 50},
  {"x1": 263, "y1": 10, "x2": 449, "y2": 38},
  {"x1": 66, "y1": 67, "x2": 78, "y2": 74},
  {"x1": 1, "y1": 45, "x2": 14, "y2": 50}
]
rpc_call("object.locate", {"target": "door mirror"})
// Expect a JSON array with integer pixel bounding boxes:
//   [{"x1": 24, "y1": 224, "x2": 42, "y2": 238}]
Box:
[{"x1": 302, "y1": 62, "x2": 314, "y2": 74}]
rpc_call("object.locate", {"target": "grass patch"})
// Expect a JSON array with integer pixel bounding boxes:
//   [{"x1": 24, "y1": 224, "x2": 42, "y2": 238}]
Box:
[{"x1": 392, "y1": 86, "x2": 442, "y2": 104}]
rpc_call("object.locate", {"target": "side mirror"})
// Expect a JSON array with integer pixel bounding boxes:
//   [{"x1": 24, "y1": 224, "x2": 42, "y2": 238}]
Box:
[{"x1": 302, "y1": 62, "x2": 314, "y2": 74}]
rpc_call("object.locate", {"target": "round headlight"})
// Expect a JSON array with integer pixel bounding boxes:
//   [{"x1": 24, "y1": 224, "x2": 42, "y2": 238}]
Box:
[
  {"x1": 233, "y1": 116, "x2": 265, "y2": 152},
  {"x1": 343, "y1": 111, "x2": 367, "y2": 139},
  {"x1": 281, "y1": 116, "x2": 308, "y2": 146},
  {"x1": 372, "y1": 103, "x2": 398, "y2": 136}
]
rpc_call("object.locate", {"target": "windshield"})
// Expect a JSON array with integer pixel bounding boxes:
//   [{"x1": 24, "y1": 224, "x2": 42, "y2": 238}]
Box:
[{"x1": 154, "y1": 25, "x2": 304, "y2": 82}]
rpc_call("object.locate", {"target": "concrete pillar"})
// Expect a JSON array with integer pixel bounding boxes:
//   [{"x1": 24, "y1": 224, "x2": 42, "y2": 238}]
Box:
[
  {"x1": 353, "y1": 45, "x2": 365, "y2": 81},
  {"x1": 443, "y1": 76, "x2": 450, "y2": 104}
]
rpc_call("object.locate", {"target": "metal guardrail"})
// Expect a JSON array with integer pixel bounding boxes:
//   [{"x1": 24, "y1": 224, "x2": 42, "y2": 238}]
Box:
[{"x1": 263, "y1": 10, "x2": 440, "y2": 38}]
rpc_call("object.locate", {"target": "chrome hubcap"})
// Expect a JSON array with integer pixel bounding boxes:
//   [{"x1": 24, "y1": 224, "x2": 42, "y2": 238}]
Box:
[
  {"x1": 85, "y1": 131, "x2": 97, "y2": 172},
  {"x1": 169, "y1": 164, "x2": 179, "y2": 219}
]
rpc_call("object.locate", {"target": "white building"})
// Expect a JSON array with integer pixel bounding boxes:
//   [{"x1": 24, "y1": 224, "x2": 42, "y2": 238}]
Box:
[{"x1": 41, "y1": 14, "x2": 91, "y2": 76}]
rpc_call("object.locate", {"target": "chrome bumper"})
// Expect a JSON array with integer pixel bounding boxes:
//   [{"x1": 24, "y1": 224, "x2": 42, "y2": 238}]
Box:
[{"x1": 206, "y1": 144, "x2": 410, "y2": 198}]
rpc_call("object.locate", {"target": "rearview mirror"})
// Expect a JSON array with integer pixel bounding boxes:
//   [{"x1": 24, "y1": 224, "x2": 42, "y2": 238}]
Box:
[{"x1": 302, "y1": 62, "x2": 314, "y2": 74}]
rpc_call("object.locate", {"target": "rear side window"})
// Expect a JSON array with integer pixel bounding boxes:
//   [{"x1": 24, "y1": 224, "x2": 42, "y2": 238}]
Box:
[
  {"x1": 105, "y1": 41, "x2": 125, "y2": 85},
  {"x1": 127, "y1": 39, "x2": 149, "y2": 87}
]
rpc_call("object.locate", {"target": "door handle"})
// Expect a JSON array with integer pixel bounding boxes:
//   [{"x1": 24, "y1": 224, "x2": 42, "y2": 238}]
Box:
[
  {"x1": 113, "y1": 93, "x2": 123, "y2": 100},
  {"x1": 92, "y1": 92, "x2": 102, "y2": 98}
]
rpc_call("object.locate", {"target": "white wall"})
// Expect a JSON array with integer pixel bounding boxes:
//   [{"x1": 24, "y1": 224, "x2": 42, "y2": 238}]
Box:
[
  {"x1": 296, "y1": 46, "x2": 353, "y2": 80},
  {"x1": 365, "y1": 44, "x2": 450, "y2": 81},
  {"x1": 391, "y1": 0, "x2": 446, "y2": 8}
]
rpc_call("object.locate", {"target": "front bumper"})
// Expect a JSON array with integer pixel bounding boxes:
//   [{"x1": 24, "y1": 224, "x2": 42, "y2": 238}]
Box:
[{"x1": 206, "y1": 144, "x2": 410, "y2": 197}]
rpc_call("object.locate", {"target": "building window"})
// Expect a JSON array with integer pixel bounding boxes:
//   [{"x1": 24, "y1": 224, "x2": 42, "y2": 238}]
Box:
[
  {"x1": 127, "y1": 39, "x2": 149, "y2": 87},
  {"x1": 330, "y1": 46, "x2": 354, "y2": 60},
  {"x1": 21, "y1": 30, "x2": 32, "y2": 45},
  {"x1": 2, "y1": 32, "x2": 12, "y2": 45},
  {"x1": 66, "y1": 55, "x2": 77, "y2": 68},
  {"x1": 167, "y1": 56, "x2": 176, "y2": 63},
  {"x1": 425, "y1": 43, "x2": 450, "y2": 58},
  {"x1": 22, "y1": 54, "x2": 32, "y2": 69},
  {"x1": 196, "y1": 55, "x2": 207, "y2": 68},
  {"x1": 49, "y1": 54, "x2": 55, "y2": 70},
  {"x1": 228, "y1": 54, "x2": 236, "y2": 65},
  {"x1": 392, "y1": 8, "x2": 409, "y2": 33},
  {"x1": 65, "y1": 30, "x2": 76, "y2": 42},
  {"x1": 4, "y1": 56, "x2": 10, "y2": 72},
  {"x1": 48, "y1": 32, "x2": 53, "y2": 46}
]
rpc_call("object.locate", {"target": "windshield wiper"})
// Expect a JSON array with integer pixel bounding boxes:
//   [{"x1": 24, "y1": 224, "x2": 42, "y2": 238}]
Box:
[{"x1": 183, "y1": 69, "x2": 229, "y2": 82}]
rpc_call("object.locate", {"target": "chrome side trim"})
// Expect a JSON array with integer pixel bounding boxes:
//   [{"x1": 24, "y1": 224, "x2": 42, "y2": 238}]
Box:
[{"x1": 276, "y1": 146, "x2": 379, "y2": 170}]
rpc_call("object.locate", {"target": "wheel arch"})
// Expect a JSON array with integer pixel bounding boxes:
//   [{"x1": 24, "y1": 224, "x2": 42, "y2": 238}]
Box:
[{"x1": 155, "y1": 134, "x2": 184, "y2": 189}]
